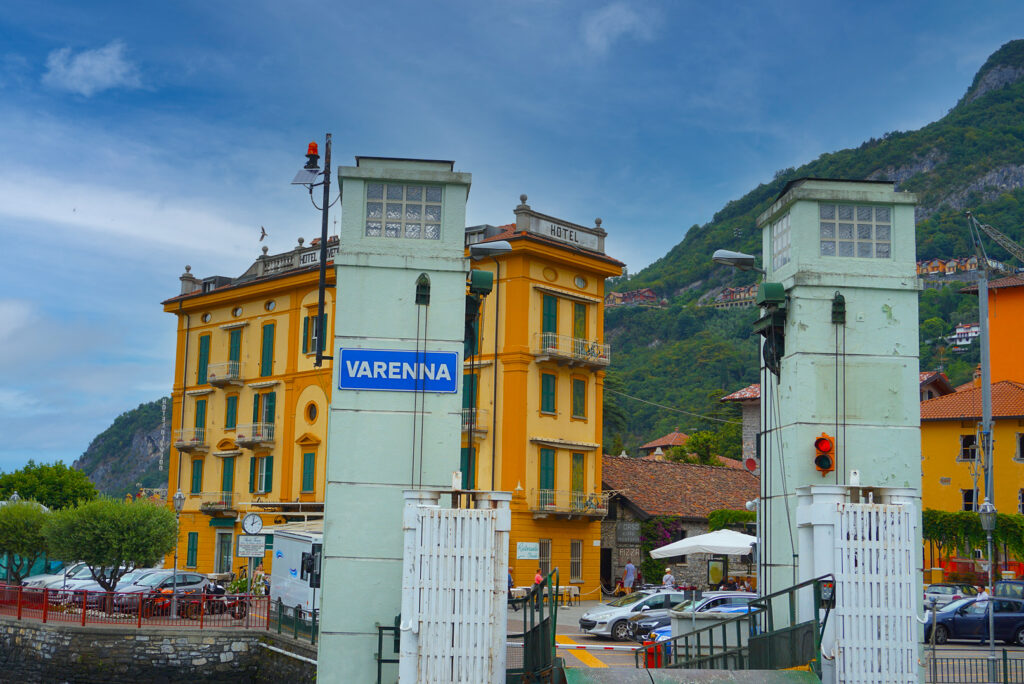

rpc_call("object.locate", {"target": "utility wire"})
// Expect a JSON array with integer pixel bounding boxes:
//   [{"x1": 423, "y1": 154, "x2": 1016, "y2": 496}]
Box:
[{"x1": 604, "y1": 388, "x2": 743, "y2": 425}]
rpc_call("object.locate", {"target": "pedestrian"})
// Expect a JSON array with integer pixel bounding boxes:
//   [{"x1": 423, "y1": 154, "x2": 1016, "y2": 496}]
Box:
[
  {"x1": 508, "y1": 566, "x2": 518, "y2": 612},
  {"x1": 622, "y1": 560, "x2": 636, "y2": 594},
  {"x1": 534, "y1": 568, "x2": 543, "y2": 585},
  {"x1": 662, "y1": 567, "x2": 675, "y2": 587}
]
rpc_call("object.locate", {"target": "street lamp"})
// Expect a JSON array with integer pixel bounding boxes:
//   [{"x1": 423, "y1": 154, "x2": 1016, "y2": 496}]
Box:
[
  {"x1": 171, "y1": 489, "x2": 185, "y2": 617},
  {"x1": 712, "y1": 249, "x2": 765, "y2": 274},
  {"x1": 979, "y1": 497, "x2": 997, "y2": 682}
]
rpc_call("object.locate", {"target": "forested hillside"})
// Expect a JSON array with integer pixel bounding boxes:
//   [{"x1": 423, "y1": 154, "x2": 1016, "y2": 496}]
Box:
[
  {"x1": 72, "y1": 399, "x2": 170, "y2": 497},
  {"x1": 603, "y1": 40, "x2": 1024, "y2": 452}
]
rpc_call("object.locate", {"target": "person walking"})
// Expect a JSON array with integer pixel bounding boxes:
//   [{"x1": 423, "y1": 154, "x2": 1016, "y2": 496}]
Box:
[
  {"x1": 508, "y1": 567, "x2": 518, "y2": 612},
  {"x1": 662, "y1": 568, "x2": 675, "y2": 587},
  {"x1": 534, "y1": 568, "x2": 543, "y2": 585},
  {"x1": 622, "y1": 560, "x2": 636, "y2": 594}
]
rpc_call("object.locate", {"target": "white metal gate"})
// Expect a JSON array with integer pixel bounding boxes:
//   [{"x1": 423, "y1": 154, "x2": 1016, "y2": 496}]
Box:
[
  {"x1": 833, "y1": 502, "x2": 917, "y2": 684},
  {"x1": 399, "y1": 490, "x2": 510, "y2": 684}
]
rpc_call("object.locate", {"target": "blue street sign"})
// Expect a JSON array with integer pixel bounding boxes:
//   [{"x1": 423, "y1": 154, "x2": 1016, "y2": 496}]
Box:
[{"x1": 337, "y1": 348, "x2": 459, "y2": 393}]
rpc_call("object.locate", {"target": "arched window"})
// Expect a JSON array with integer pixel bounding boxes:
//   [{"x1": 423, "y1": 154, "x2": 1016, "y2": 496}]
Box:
[{"x1": 415, "y1": 273, "x2": 430, "y2": 306}]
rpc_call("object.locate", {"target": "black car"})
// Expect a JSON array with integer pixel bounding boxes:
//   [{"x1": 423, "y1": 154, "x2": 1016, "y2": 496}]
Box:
[
  {"x1": 924, "y1": 597, "x2": 1024, "y2": 646},
  {"x1": 627, "y1": 613, "x2": 671, "y2": 641}
]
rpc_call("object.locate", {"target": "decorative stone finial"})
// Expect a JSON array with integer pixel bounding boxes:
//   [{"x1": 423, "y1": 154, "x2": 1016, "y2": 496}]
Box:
[
  {"x1": 184, "y1": 265, "x2": 191, "y2": 273},
  {"x1": 595, "y1": 218, "x2": 602, "y2": 228},
  {"x1": 298, "y1": 237, "x2": 304, "y2": 246},
  {"x1": 262, "y1": 246, "x2": 269, "y2": 255},
  {"x1": 520, "y1": 194, "x2": 527, "y2": 204}
]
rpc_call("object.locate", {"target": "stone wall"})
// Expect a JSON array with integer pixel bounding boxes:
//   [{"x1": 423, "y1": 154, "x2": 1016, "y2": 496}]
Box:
[{"x1": 0, "y1": 618, "x2": 316, "y2": 683}]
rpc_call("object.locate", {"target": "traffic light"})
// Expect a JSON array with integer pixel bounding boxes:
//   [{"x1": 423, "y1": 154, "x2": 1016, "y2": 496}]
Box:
[{"x1": 814, "y1": 433, "x2": 836, "y2": 476}]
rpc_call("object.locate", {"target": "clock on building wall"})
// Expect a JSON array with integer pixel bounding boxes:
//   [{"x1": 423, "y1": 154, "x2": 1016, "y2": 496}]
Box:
[{"x1": 242, "y1": 513, "x2": 263, "y2": 535}]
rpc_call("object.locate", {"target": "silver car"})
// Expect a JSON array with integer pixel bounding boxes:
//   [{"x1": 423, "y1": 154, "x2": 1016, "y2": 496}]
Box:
[
  {"x1": 579, "y1": 590, "x2": 691, "y2": 641},
  {"x1": 924, "y1": 583, "x2": 977, "y2": 609}
]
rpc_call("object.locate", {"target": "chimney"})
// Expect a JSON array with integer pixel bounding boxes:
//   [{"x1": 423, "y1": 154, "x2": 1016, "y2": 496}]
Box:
[
  {"x1": 652, "y1": 447, "x2": 665, "y2": 461},
  {"x1": 179, "y1": 265, "x2": 200, "y2": 295},
  {"x1": 973, "y1": 364, "x2": 982, "y2": 388}
]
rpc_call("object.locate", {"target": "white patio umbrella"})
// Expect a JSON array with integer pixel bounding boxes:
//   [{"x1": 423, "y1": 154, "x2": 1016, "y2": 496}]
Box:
[{"x1": 649, "y1": 529, "x2": 756, "y2": 558}]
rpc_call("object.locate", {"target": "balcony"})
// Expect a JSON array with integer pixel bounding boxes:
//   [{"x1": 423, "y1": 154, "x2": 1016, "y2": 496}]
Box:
[
  {"x1": 533, "y1": 332, "x2": 610, "y2": 369},
  {"x1": 235, "y1": 423, "x2": 275, "y2": 449},
  {"x1": 207, "y1": 361, "x2": 242, "y2": 387},
  {"x1": 198, "y1": 491, "x2": 236, "y2": 514},
  {"x1": 528, "y1": 489, "x2": 609, "y2": 518},
  {"x1": 461, "y1": 408, "x2": 489, "y2": 436},
  {"x1": 174, "y1": 428, "x2": 208, "y2": 453}
]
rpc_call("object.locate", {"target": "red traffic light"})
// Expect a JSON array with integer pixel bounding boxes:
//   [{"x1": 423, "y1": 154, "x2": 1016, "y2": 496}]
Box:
[{"x1": 814, "y1": 432, "x2": 835, "y2": 476}]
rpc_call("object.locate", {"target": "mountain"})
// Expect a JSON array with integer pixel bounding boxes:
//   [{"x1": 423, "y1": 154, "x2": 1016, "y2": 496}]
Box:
[
  {"x1": 72, "y1": 398, "x2": 171, "y2": 497},
  {"x1": 604, "y1": 40, "x2": 1024, "y2": 451}
]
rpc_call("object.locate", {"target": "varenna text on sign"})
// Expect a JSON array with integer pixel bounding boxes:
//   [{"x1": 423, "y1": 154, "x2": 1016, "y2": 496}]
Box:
[{"x1": 337, "y1": 348, "x2": 459, "y2": 393}]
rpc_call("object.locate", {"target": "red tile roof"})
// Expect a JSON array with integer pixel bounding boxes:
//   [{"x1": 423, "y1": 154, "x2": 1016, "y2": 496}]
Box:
[
  {"x1": 601, "y1": 455, "x2": 758, "y2": 519},
  {"x1": 721, "y1": 384, "x2": 761, "y2": 402},
  {"x1": 961, "y1": 274, "x2": 1024, "y2": 293},
  {"x1": 640, "y1": 430, "x2": 690, "y2": 450},
  {"x1": 921, "y1": 380, "x2": 1024, "y2": 420},
  {"x1": 919, "y1": 371, "x2": 954, "y2": 396}
]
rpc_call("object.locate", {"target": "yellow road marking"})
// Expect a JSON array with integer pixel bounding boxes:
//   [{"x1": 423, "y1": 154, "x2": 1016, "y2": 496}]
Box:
[{"x1": 556, "y1": 634, "x2": 608, "y2": 668}]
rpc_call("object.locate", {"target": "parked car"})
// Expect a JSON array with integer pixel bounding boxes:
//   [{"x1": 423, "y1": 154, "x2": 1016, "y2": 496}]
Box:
[
  {"x1": 112, "y1": 571, "x2": 209, "y2": 612},
  {"x1": 628, "y1": 591, "x2": 757, "y2": 641},
  {"x1": 71, "y1": 568, "x2": 155, "y2": 609},
  {"x1": 924, "y1": 597, "x2": 1024, "y2": 646},
  {"x1": 924, "y1": 583, "x2": 977, "y2": 608},
  {"x1": 21, "y1": 562, "x2": 88, "y2": 588},
  {"x1": 580, "y1": 589, "x2": 691, "y2": 641}
]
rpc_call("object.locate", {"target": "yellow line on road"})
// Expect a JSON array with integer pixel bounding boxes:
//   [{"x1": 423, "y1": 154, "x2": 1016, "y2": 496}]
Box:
[{"x1": 555, "y1": 634, "x2": 608, "y2": 668}]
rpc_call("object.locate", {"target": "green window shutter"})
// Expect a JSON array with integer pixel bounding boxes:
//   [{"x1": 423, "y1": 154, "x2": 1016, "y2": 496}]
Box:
[
  {"x1": 221, "y1": 457, "x2": 234, "y2": 492},
  {"x1": 462, "y1": 374, "x2": 477, "y2": 410},
  {"x1": 539, "y1": 449, "x2": 555, "y2": 490},
  {"x1": 302, "y1": 316, "x2": 309, "y2": 354},
  {"x1": 229, "y1": 329, "x2": 241, "y2": 363},
  {"x1": 225, "y1": 396, "x2": 237, "y2": 429},
  {"x1": 573, "y1": 302, "x2": 586, "y2": 339},
  {"x1": 302, "y1": 452, "x2": 315, "y2": 492},
  {"x1": 264, "y1": 534, "x2": 274, "y2": 550},
  {"x1": 249, "y1": 456, "x2": 256, "y2": 493},
  {"x1": 191, "y1": 459, "x2": 203, "y2": 494},
  {"x1": 459, "y1": 447, "x2": 475, "y2": 490},
  {"x1": 260, "y1": 323, "x2": 275, "y2": 377},
  {"x1": 264, "y1": 455, "x2": 274, "y2": 493},
  {"x1": 572, "y1": 378, "x2": 586, "y2": 418},
  {"x1": 197, "y1": 335, "x2": 210, "y2": 384},
  {"x1": 194, "y1": 399, "x2": 207, "y2": 429},
  {"x1": 252, "y1": 394, "x2": 261, "y2": 423},
  {"x1": 541, "y1": 373, "x2": 556, "y2": 413},
  {"x1": 542, "y1": 295, "x2": 558, "y2": 334},
  {"x1": 264, "y1": 392, "x2": 276, "y2": 424},
  {"x1": 571, "y1": 453, "x2": 584, "y2": 492},
  {"x1": 186, "y1": 532, "x2": 198, "y2": 568}
]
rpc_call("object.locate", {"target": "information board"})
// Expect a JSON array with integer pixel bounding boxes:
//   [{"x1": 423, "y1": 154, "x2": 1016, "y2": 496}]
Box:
[
  {"x1": 516, "y1": 542, "x2": 539, "y2": 560},
  {"x1": 237, "y1": 534, "x2": 266, "y2": 558}
]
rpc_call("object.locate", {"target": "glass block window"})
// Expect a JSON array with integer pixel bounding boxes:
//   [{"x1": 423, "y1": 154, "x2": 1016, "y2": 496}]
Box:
[
  {"x1": 365, "y1": 182, "x2": 442, "y2": 239},
  {"x1": 819, "y1": 204, "x2": 891, "y2": 258},
  {"x1": 772, "y1": 213, "x2": 791, "y2": 269}
]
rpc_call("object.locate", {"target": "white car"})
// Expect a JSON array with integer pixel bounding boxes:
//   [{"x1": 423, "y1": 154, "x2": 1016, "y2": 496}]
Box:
[
  {"x1": 579, "y1": 590, "x2": 691, "y2": 641},
  {"x1": 21, "y1": 562, "x2": 88, "y2": 588}
]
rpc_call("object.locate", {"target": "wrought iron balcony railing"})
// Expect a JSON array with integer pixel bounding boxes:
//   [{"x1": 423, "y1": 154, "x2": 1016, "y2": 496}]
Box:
[
  {"x1": 528, "y1": 489, "x2": 609, "y2": 517},
  {"x1": 533, "y1": 332, "x2": 610, "y2": 368},
  {"x1": 461, "y1": 408, "x2": 489, "y2": 434},
  {"x1": 207, "y1": 361, "x2": 242, "y2": 387},
  {"x1": 235, "y1": 423, "x2": 275, "y2": 448},
  {"x1": 198, "y1": 491, "x2": 236, "y2": 513},
  {"x1": 174, "y1": 428, "x2": 208, "y2": 453}
]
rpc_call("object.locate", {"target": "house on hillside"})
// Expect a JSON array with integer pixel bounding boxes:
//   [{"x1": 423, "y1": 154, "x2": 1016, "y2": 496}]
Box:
[
  {"x1": 638, "y1": 429, "x2": 689, "y2": 457},
  {"x1": 919, "y1": 371, "x2": 954, "y2": 401},
  {"x1": 600, "y1": 455, "x2": 758, "y2": 589}
]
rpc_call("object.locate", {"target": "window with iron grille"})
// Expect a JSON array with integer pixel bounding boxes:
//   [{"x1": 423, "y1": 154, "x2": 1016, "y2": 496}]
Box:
[
  {"x1": 959, "y1": 434, "x2": 978, "y2": 461},
  {"x1": 539, "y1": 539, "x2": 552, "y2": 577},
  {"x1": 819, "y1": 204, "x2": 891, "y2": 258},
  {"x1": 570, "y1": 539, "x2": 583, "y2": 582},
  {"x1": 364, "y1": 183, "x2": 442, "y2": 239}
]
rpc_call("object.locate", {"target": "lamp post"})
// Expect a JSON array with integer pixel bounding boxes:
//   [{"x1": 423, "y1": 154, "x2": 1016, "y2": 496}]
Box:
[
  {"x1": 979, "y1": 498, "x2": 997, "y2": 683},
  {"x1": 171, "y1": 489, "x2": 185, "y2": 617}
]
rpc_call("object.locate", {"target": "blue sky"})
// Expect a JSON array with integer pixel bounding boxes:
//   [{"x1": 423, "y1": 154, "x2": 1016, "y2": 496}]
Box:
[{"x1": 1, "y1": 1, "x2": 1022, "y2": 471}]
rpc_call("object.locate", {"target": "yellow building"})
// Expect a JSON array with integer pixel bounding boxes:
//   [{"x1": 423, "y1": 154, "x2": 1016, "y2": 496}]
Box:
[
  {"x1": 464, "y1": 196, "x2": 623, "y2": 591},
  {"x1": 162, "y1": 238, "x2": 335, "y2": 575}
]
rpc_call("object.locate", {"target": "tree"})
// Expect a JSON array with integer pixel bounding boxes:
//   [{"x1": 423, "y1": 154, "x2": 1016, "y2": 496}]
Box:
[
  {"x1": 0, "y1": 461, "x2": 98, "y2": 510},
  {"x1": 666, "y1": 430, "x2": 723, "y2": 466},
  {"x1": 0, "y1": 501, "x2": 50, "y2": 584},
  {"x1": 45, "y1": 498, "x2": 177, "y2": 591}
]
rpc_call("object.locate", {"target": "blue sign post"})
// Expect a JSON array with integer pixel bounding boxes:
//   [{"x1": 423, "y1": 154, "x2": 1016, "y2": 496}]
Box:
[{"x1": 337, "y1": 348, "x2": 459, "y2": 393}]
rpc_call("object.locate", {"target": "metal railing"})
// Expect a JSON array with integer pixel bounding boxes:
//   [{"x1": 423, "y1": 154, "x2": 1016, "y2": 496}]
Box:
[
  {"x1": 460, "y1": 408, "x2": 489, "y2": 432},
  {"x1": 173, "y1": 428, "x2": 207, "y2": 451},
  {"x1": 269, "y1": 598, "x2": 318, "y2": 645},
  {"x1": 925, "y1": 651, "x2": 1024, "y2": 683},
  {"x1": 0, "y1": 584, "x2": 268, "y2": 631},
  {"x1": 533, "y1": 332, "x2": 610, "y2": 366},
  {"x1": 529, "y1": 489, "x2": 608, "y2": 516},
  {"x1": 198, "y1": 491, "x2": 235, "y2": 512},
  {"x1": 235, "y1": 423, "x2": 275, "y2": 446},
  {"x1": 507, "y1": 569, "x2": 559, "y2": 681},
  {"x1": 207, "y1": 361, "x2": 241, "y2": 385}
]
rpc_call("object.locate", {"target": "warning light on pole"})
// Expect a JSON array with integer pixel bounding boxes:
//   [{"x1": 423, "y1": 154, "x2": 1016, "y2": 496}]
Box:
[{"x1": 814, "y1": 433, "x2": 835, "y2": 476}]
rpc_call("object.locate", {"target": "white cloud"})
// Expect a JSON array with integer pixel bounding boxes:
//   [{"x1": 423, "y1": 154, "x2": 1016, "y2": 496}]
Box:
[
  {"x1": 581, "y1": 3, "x2": 654, "y2": 56},
  {"x1": 42, "y1": 40, "x2": 141, "y2": 97}
]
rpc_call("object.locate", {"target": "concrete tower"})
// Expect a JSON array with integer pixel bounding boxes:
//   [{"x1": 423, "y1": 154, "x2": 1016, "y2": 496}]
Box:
[
  {"x1": 754, "y1": 179, "x2": 921, "y2": 597},
  {"x1": 317, "y1": 158, "x2": 471, "y2": 682}
]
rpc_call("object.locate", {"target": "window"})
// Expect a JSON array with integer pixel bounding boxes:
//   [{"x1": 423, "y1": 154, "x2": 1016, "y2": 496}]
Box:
[
  {"x1": 460, "y1": 447, "x2": 476, "y2": 490},
  {"x1": 302, "y1": 313, "x2": 328, "y2": 355},
  {"x1": 264, "y1": 300, "x2": 276, "y2": 312},
  {"x1": 819, "y1": 204, "x2": 891, "y2": 258},
  {"x1": 962, "y1": 489, "x2": 976, "y2": 512},
  {"x1": 252, "y1": 391, "x2": 276, "y2": 427},
  {"x1": 194, "y1": 399, "x2": 206, "y2": 439},
  {"x1": 302, "y1": 452, "x2": 316, "y2": 493},
  {"x1": 1016, "y1": 433, "x2": 1024, "y2": 462},
  {"x1": 572, "y1": 378, "x2": 586, "y2": 419},
  {"x1": 197, "y1": 334, "x2": 211, "y2": 384},
  {"x1": 677, "y1": 530, "x2": 688, "y2": 565},
  {"x1": 539, "y1": 448, "x2": 555, "y2": 506},
  {"x1": 260, "y1": 323, "x2": 275, "y2": 376},
  {"x1": 542, "y1": 295, "x2": 558, "y2": 335},
  {"x1": 190, "y1": 459, "x2": 203, "y2": 494},
  {"x1": 186, "y1": 532, "x2": 198, "y2": 568},
  {"x1": 215, "y1": 532, "x2": 233, "y2": 574},
  {"x1": 364, "y1": 183, "x2": 442, "y2": 239},
  {"x1": 250, "y1": 455, "x2": 274, "y2": 494},
  {"x1": 305, "y1": 402, "x2": 318, "y2": 424},
  {"x1": 221, "y1": 456, "x2": 234, "y2": 494},
  {"x1": 772, "y1": 212, "x2": 791, "y2": 268},
  {"x1": 541, "y1": 373, "x2": 556, "y2": 414},
  {"x1": 573, "y1": 302, "x2": 586, "y2": 340},
  {"x1": 570, "y1": 539, "x2": 583, "y2": 583},
  {"x1": 225, "y1": 395, "x2": 238, "y2": 430},
  {"x1": 1019, "y1": 489, "x2": 1024, "y2": 515},
  {"x1": 571, "y1": 453, "x2": 584, "y2": 509},
  {"x1": 959, "y1": 434, "x2": 978, "y2": 461},
  {"x1": 228, "y1": 329, "x2": 242, "y2": 364},
  {"x1": 415, "y1": 273, "x2": 431, "y2": 305},
  {"x1": 538, "y1": 539, "x2": 552, "y2": 577}
]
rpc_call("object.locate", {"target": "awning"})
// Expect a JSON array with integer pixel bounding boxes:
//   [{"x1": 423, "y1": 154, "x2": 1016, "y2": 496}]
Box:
[{"x1": 650, "y1": 529, "x2": 756, "y2": 558}]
